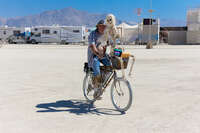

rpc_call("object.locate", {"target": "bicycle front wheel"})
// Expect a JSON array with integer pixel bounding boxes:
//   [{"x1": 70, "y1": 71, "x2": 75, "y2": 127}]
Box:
[{"x1": 111, "y1": 78, "x2": 133, "y2": 112}]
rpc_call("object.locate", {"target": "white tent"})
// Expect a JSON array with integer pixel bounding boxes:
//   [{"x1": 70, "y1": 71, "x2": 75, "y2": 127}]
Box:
[
  {"x1": 118, "y1": 22, "x2": 138, "y2": 29},
  {"x1": 117, "y1": 22, "x2": 142, "y2": 44}
]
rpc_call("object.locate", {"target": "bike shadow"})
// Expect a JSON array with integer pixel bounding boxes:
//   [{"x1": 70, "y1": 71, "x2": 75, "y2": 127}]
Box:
[{"x1": 35, "y1": 99, "x2": 125, "y2": 116}]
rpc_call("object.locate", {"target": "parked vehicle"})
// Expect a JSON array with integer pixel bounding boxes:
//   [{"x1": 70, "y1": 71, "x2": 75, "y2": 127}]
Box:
[
  {"x1": 7, "y1": 34, "x2": 27, "y2": 44},
  {"x1": 0, "y1": 27, "x2": 26, "y2": 43},
  {"x1": 29, "y1": 26, "x2": 86, "y2": 44}
]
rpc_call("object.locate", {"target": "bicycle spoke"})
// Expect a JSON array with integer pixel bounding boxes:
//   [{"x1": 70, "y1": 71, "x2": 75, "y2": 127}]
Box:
[
  {"x1": 111, "y1": 79, "x2": 133, "y2": 112},
  {"x1": 117, "y1": 81, "x2": 124, "y2": 96},
  {"x1": 83, "y1": 73, "x2": 96, "y2": 102}
]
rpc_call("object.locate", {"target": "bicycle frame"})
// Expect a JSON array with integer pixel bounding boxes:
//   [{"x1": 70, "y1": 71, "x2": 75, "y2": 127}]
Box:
[
  {"x1": 86, "y1": 68, "x2": 116, "y2": 91},
  {"x1": 102, "y1": 70, "x2": 117, "y2": 91}
]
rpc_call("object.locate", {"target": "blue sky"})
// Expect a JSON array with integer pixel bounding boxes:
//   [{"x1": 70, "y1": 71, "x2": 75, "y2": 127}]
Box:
[{"x1": 0, "y1": 0, "x2": 200, "y2": 22}]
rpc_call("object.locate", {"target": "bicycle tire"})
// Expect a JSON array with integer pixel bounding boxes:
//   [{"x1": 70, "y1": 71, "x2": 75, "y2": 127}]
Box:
[
  {"x1": 83, "y1": 73, "x2": 96, "y2": 102},
  {"x1": 111, "y1": 78, "x2": 133, "y2": 112}
]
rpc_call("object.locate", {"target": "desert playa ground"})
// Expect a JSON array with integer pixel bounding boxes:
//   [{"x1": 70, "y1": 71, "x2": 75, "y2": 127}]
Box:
[{"x1": 0, "y1": 44, "x2": 200, "y2": 133}]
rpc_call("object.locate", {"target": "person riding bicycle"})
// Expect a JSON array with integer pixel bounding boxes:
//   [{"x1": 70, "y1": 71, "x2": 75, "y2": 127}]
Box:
[{"x1": 87, "y1": 19, "x2": 111, "y2": 99}]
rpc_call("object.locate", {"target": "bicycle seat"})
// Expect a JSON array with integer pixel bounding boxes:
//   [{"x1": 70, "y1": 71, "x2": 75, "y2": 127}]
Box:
[{"x1": 84, "y1": 62, "x2": 93, "y2": 72}]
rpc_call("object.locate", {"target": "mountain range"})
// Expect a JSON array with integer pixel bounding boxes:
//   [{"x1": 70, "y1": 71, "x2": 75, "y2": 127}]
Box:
[
  {"x1": 0, "y1": 7, "x2": 122, "y2": 27},
  {"x1": 0, "y1": 7, "x2": 186, "y2": 27}
]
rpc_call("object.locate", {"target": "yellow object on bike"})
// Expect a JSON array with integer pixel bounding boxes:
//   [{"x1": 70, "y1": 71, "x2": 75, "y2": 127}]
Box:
[{"x1": 121, "y1": 52, "x2": 131, "y2": 58}]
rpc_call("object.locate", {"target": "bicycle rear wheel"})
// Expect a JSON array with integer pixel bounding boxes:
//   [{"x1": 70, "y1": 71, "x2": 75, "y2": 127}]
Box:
[
  {"x1": 83, "y1": 73, "x2": 96, "y2": 102},
  {"x1": 111, "y1": 78, "x2": 133, "y2": 112}
]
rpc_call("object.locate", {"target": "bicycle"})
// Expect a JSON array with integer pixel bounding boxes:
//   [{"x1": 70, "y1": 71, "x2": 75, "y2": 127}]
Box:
[{"x1": 83, "y1": 50, "x2": 135, "y2": 112}]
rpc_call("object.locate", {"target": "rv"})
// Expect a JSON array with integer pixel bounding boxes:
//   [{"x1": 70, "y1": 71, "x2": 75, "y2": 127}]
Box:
[
  {"x1": 0, "y1": 27, "x2": 27, "y2": 43},
  {"x1": 0, "y1": 27, "x2": 25, "y2": 40},
  {"x1": 0, "y1": 27, "x2": 13, "y2": 41},
  {"x1": 29, "y1": 26, "x2": 86, "y2": 44},
  {"x1": 29, "y1": 26, "x2": 60, "y2": 44}
]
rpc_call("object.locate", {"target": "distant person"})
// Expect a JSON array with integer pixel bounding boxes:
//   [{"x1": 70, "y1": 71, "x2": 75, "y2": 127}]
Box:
[{"x1": 87, "y1": 19, "x2": 111, "y2": 98}]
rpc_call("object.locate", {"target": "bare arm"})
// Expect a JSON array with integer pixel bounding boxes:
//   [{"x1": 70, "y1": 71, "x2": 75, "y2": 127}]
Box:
[
  {"x1": 90, "y1": 44, "x2": 99, "y2": 56},
  {"x1": 103, "y1": 45, "x2": 107, "y2": 54},
  {"x1": 90, "y1": 44, "x2": 104, "y2": 58}
]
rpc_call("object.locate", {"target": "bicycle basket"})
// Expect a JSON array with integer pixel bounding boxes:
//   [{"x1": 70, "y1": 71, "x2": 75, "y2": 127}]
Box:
[{"x1": 111, "y1": 56, "x2": 129, "y2": 70}]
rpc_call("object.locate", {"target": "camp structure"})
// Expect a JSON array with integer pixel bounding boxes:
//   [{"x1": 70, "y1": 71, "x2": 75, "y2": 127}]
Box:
[
  {"x1": 187, "y1": 8, "x2": 200, "y2": 44},
  {"x1": 117, "y1": 22, "x2": 142, "y2": 45}
]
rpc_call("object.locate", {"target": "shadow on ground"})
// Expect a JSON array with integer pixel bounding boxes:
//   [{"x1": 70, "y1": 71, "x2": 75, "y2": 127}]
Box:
[{"x1": 35, "y1": 99, "x2": 125, "y2": 116}]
